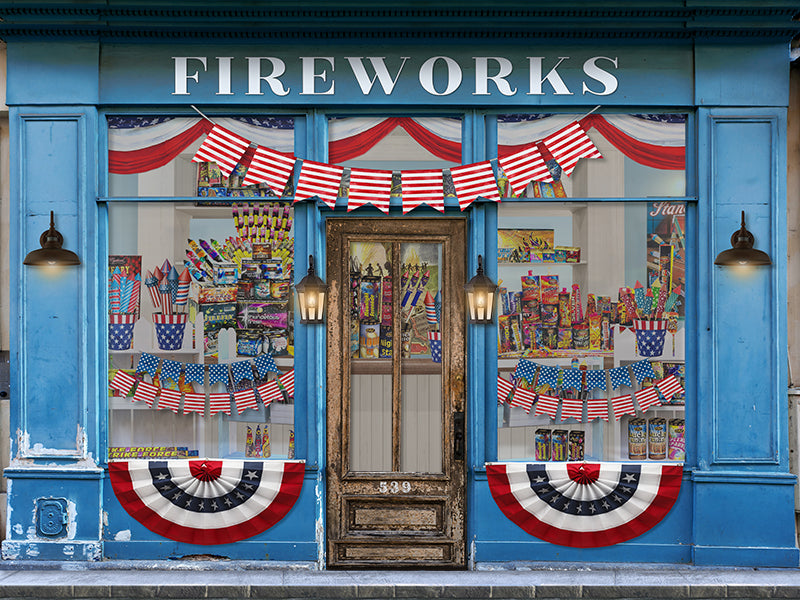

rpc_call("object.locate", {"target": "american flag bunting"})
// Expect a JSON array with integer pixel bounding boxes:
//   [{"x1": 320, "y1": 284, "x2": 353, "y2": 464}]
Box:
[
  {"x1": 655, "y1": 375, "x2": 684, "y2": 402},
  {"x1": 294, "y1": 160, "x2": 344, "y2": 209},
  {"x1": 562, "y1": 368, "x2": 583, "y2": 391},
  {"x1": 136, "y1": 353, "x2": 160, "y2": 378},
  {"x1": 347, "y1": 168, "x2": 393, "y2": 213},
  {"x1": 184, "y1": 363, "x2": 205, "y2": 385},
  {"x1": 586, "y1": 397, "x2": 610, "y2": 421},
  {"x1": 497, "y1": 375, "x2": 514, "y2": 405},
  {"x1": 534, "y1": 393, "x2": 559, "y2": 419},
  {"x1": 401, "y1": 170, "x2": 445, "y2": 213},
  {"x1": 586, "y1": 369, "x2": 607, "y2": 391},
  {"x1": 160, "y1": 359, "x2": 182, "y2": 383},
  {"x1": 208, "y1": 392, "x2": 232, "y2": 416},
  {"x1": 538, "y1": 365, "x2": 559, "y2": 388},
  {"x1": 182, "y1": 391, "x2": 206, "y2": 416},
  {"x1": 635, "y1": 386, "x2": 662, "y2": 412},
  {"x1": 234, "y1": 388, "x2": 259, "y2": 414},
  {"x1": 541, "y1": 121, "x2": 602, "y2": 177},
  {"x1": 449, "y1": 161, "x2": 501, "y2": 210},
  {"x1": 497, "y1": 144, "x2": 553, "y2": 191},
  {"x1": 209, "y1": 364, "x2": 229, "y2": 385},
  {"x1": 158, "y1": 388, "x2": 181, "y2": 414},
  {"x1": 110, "y1": 370, "x2": 137, "y2": 396},
  {"x1": 133, "y1": 381, "x2": 158, "y2": 407},
  {"x1": 631, "y1": 359, "x2": 657, "y2": 384},
  {"x1": 278, "y1": 369, "x2": 295, "y2": 399},
  {"x1": 254, "y1": 353, "x2": 280, "y2": 377},
  {"x1": 514, "y1": 359, "x2": 538, "y2": 385},
  {"x1": 611, "y1": 394, "x2": 636, "y2": 420},
  {"x1": 609, "y1": 366, "x2": 632, "y2": 390},
  {"x1": 192, "y1": 124, "x2": 250, "y2": 178},
  {"x1": 560, "y1": 397, "x2": 583, "y2": 421},
  {"x1": 241, "y1": 145, "x2": 295, "y2": 191},
  {"x1": 231, "y1": 360, "x2": 254, "y2": 383},
  {"x1": 257, "y1": 379, "x2": 282, "y2": 407},
  {"x1": 509, "y1": 386, "x2": 535, "y2": 413}
]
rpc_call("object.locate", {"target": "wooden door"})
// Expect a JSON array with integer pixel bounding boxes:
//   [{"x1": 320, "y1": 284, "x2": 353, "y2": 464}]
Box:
[{"x1": 326, "y1": 218, "x2": 467, "y2": 568}]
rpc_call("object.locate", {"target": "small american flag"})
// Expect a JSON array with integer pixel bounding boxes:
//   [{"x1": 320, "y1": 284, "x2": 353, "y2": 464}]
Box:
[
  {"x1": 401, "y1": 170, "x2": 445, "y2": 213},
  {"x1": 542, "y1": 121, "x2": 602, "y2": 177},
  {"x1": 136, "y1": 353, "x2": 160, "y2": 378},
  {"x1": 234, "y1": 388, "x2": 259, "y2": 414},
  {"x1": 191, "y1": 124, "x2": 250, "y2": 178},
  {"x1": 560, "y1": 397, "x2": 583, "y2": 421},
  {"x1": 509, "y1": 386, "x2": 535, "y2": 413},
  {"x1": 257, "y1": 379, "x2": 282, "y2": 407},
  {"x1": 110, "y1": 370, "x2": 137, "y2": 395},
  {"x1": 631, "y1": 359, "x2": 657, "y2": 384},
  {"x1": 609, "y1": 366, "x2": 632, "y2": 390},
  {"x1": 611, "y1": 394, "x2": 636, "y2": 420},
  {"x1": 514, "y1": 359, "x2": 538, "y2": 385},
  {"x1": 348, "y1": 168, "x2": 393, "y2": 213},
  {"x1": 158, "y1": 388, "x2": 181, "y2": 414},
  {"x1": 209, "y1": 364, "x2": 229, "y2": 385},
  {"x1": 184, "y1": 363, "x2": 205, "y2": 384},
  {"x1": 498, "y1": 145, "x2": 553, "y2": 191},
  {"x1": 562, "y1": 368, "x2": 583, "y2": 391},
  {"x1": 538, "y1": 365, "x2": 560, "y2": 388},
  {"x1": 534, "y1": 393, "x2": 559, "y2": 419},
  {"x1": 160, "y1": 359, "x2": 182, "y2": 383},
  {"x1": 255, "y1": 354, "x2": 280, "y2": 377},
  {"x1": 209, "y1": 392, "x2": 232, "y2": 416},
  {"x1": 635, "y1": 386, "x2": 662, "y2": 412},
  {"x1": 133, "y1": 381, "x2": 158, "y2": 407},
  {"x1": 278, "y1": 369, "x2": 295, "y2": 399},
  {"x1": 241, "y1": 145, "x2": 295, "y2": 191},
  {"x1": 182, "y1": 392, "x2": 206, "y2": 416},
  {"x1": 449, "y1": 161, "x2": 501, "y2": 211},
  {"x1": 586, "y1": 397, "x2": 609, "y2": 421},
  {"x1": 231, "y1": 360, "x2": 254, "y2": 383},
  {"x1": 586, "y1": 369, "x2": 607, "y2": 391},
  {"x1": 655, "y1": 375, "x2": 684, "y2": 402},
  {"x1": 294, "y1": 160, "x2": 344, "y2": 209},
  {"x1": 497, "y1": 375, "x2": 514, "y2": 405}
]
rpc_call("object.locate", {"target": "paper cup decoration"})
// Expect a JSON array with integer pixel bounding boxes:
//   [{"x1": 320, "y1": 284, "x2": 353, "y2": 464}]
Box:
[
  {"x1": 109, "y1": 313, "x2": 137, "y2": 350},
  {"x1": 633, "y1": 319, "x2": 668, "y2": 357},
  {"x1": 152, "y1": 313, "x2": 187, "y2": 351}
]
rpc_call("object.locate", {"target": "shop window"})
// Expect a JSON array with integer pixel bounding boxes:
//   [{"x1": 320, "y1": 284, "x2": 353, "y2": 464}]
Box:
[{"x1": 496, "y1": 201, "x2": 686, "y2": 462}]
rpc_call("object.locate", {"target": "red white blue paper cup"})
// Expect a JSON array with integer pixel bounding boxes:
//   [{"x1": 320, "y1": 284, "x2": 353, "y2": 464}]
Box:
[
  {"x1": 152, "y1": 313, "x2": 187, "y2": 351},
  {"x1": 109, "y1": 313, "x2": 136, "y2": 350},
  {"x1": 633, "y1": 319, "x2": 668, "y2": 357}
]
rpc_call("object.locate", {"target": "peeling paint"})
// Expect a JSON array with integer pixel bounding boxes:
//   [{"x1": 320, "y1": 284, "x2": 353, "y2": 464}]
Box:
[
  {"x1": 114, "y1": 529, "x2": 131, "y2": 541},
  {"x1": 66, "y1": 499, "x2": 77, "y2": 540},
  {"x1": 315, "y1": 474, "x2": 325, "y2": 569},
  {"x1": 62, "y1": 544, "x2": 74, "y2": 557},
  {"x1": 14, "y1": 424, "x2": 94, "y2": 460},
  {"x1": 2, "y1": 541, "x2": 21, "y2": 560},
  {"x1": 24, "y1": 544, "x2": 39, "y2": 557},
  {"x1": 12, "y1": 524, "x2": 22, "y2": 535}
]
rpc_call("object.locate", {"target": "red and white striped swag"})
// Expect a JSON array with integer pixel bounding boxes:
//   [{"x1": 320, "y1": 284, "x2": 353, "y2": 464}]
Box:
[
  {"x1": 110, "y1": 370, "x2": 137, "y2": 396},
  {"x1": 241, "y1": 145, "x2": 295, "y2": 191},
  {"x1": 586, "y1": 397, "x2": 609, "y2": 422},
  {"x1": 534, "y1": 393, "x2": 560, "y2": 419},
  {"x1": 294, "y1": 160, "x2": 344, "y2": 209},
  {"x1": 542, "y1": 121, "x2": 602, "y2": 177},
  {"x1": 278, "y1": 369, "x2": 295, "y2": 399},
  {"x1": 400, "y1": 170, "x2": 444, "y2": 213},
  {"x1": 635, "y1": 386, "x2": 662, "y2": 412},
  {"x1": 257, "y1": 380, "x2": 282, "y2": 407},
  {"x1": 560, "y1": 397, "x2": 583, "y2": 421},
  {"x1": 158, "y1": 388, "x2": 181, "y2": 414},
  {"x1": 497, "y1": 375, "x2": 514, "y2": 405},
  {"x1": 209, "y1": 392, "x2": 232, "y2": 416},
  {"x1": 498, "y1": 144, "x2": 553, "y2": 191},
  {"x1": 449, "y1": 161, "x2": 501, "y2": 211},
  {"x1": 132, "y1": 381, "x2": 158, "y2": 407},
  {"x1": 182, "y1": 392, "x2": 206, "y2": 416},
  {"x1": 611, "y1": 394, "x2": 636, "y2": 420},
  {"x1": 234, "y1": 388, "x2": 259, "y2": 414},
  {"x1": 655, "y1": 375, "x2": 684, "y2": 402},
  {"x1": 509, "y1": 386, "x2": 536, "y2": 413},
  {"x1": 192, "y1": 124, "x2": 250, "y2": 178},
  {"x1": 347, "y1": 168, "x2": 393, "y2": 213}
]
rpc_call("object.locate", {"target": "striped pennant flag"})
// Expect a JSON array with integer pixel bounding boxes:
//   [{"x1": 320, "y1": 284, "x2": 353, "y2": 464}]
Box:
[
  {"x1": 132, "y1": 381, "x2": 158, "y2": 407},
  {"x1": 182, "y1": 391, "x2": 206, "y2": 416},
  {"x1": 294, "y1": 160, "x2": 344, "y2": 209},
  {"x1": 497, "y1": 375, "x2": 514, "y2": 405},
  {"x1": 541, "y1": 121, "x2": 602, "y2": 177},
  {"x1": 209, "y1": 392, "x2": 232, "y2": 416},
  {"x1": 400, "y1": 170, "x2": 445, "y2": 214},
  {"x1": 534, "y1": 393, "x2": 559, "y2": 419},
  {"x1": 241, "y1": 145, "x2": 296, "y2": 192},
  {"x1": 587, "y1": 397, "x2": 609, "y2": 422},
  {"x1": 110, "y1": 370, "x2": 137, "y2": 396},
  {"x1": 278, "y1": 369, "x2": 295, "y2": 399},
  {"x1": 498, "y1": 144, "x2": 553, "y2": 191},
  {"x1": 347, "y1": 168, "x2": 393, "y2": 213},
  {"x1": 234, "y1": 388, "x2": 259, "y2": 414},
  {"x1": 635, "y1": 386, "x2": 662, "y2": 412},
  {"x1": 158, "y1": 388, "x2": 181, "y2": 414},
  {"x1": 191, "y1": 124, "x2": 250, "y2": 178},
  {"x1": 611, "y1": 394, "x2": 636, "y2": 420},
  {"x1": 655, "y1": 375, "x2": 684, "y2": 402},
  {"x1": 509, "y1": 386, "x2": 536, "y2": 413},
  {"x1": 257, "y1": 379, "x2": 283, "y2": 407},
  {"x1": 560, "y1": 397, "x2": 583, "y2": 421},
  {"x1": 449, "y1": 161, "x2": 501, "y2": 211}
]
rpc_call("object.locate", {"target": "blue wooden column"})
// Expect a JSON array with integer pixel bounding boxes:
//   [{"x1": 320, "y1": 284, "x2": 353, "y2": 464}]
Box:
[{"x1": 2, "y1": 42, "x2": 104, "y2": 560}]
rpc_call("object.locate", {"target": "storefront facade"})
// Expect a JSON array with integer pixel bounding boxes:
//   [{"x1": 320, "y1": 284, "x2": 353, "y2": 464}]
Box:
[{"x1": 2, "y1": 3, "x2": 799, "y2": 567}]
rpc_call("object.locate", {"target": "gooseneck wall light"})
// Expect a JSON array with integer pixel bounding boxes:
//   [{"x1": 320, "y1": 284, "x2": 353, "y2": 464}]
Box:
[
  {"x1": 23, "y1": 211, "x2": 81, "y2": 266},
  {"x1": 714, "y1": 211, "x2": 772, "y2": 267},
  {"x1": 465, "y1": 255, "x2": 498, "y2": 324},
  {"x1": 295, "y1": 255, "x2": 328, "y2": 324}
]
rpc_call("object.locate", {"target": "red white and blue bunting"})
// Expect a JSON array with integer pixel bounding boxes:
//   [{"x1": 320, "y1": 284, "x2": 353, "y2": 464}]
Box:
[
  {"x1": 109, "y1": 459, "x2": 304, "y2": 545},
  {"x1": 486, "y1": 461, "x2": 682, "y2": 547}
]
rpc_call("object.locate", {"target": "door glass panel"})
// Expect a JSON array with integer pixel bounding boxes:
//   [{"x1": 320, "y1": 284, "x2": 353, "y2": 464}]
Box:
[{"x1": 400, "y1": 243, "x2": 443, "y2": 474}]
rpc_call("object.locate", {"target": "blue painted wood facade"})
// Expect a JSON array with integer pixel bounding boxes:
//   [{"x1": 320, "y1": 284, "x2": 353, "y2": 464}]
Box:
[{"x1": 1, "y1": 3, "x2": 798, "y2": 566}]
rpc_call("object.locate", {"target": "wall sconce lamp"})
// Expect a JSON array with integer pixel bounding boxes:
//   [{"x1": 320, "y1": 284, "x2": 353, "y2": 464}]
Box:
[
  {"x1": 295, "y1": 255, "x2": 328, "y2": 324},
  {"x1": 465, "y1": 255, "x2": 498, "y2": 324},
  {"x1": 714, "y1": 211, "x2": 771, "y2": 267},
  {"x1": 23, "y1": 211, "x2": 81, "y2": 266}
]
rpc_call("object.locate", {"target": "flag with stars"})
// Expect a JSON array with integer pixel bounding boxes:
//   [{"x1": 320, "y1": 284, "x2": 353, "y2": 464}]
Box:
[
  {"x1": 136, "y1": 353, "x2": 160, "y2": 378},
  {"x1": 257, "y1": 379, "x2": 282, "y2": 407},
  {"x1": 428, "y1": 332, "x2": 442, "y2": 363},
  {"x1": 109, "y1": 459, "x2": 305, "y2": 545},
  {"x1": 209, "y1": 392, "x2": 232, "y2": 416},
  {"x1": 655, "y1": 375, "x2": 684, "y2": 402},
  {"x1": 611, "y1": 394, "x2": 636, "y2": 420},
  {"x1": 132, "y1": 381, "x2": 158, "y2": 407},
  {"x1": 160, "y1": 359, "x2": 182, "y2": 383},
  {"x1": 110, "y1": 370, "x2": 137, "y2": 396},
  {"x1": 509, "y1": 387, "x2": 535, "y2": 413},
  {"x1": 184, "y1": 363, "x2": 205, "y2": 385},
  {"x1": 183, "y1": 392, "x2": 206, "y2": 416},
  {"x1": 609, "y1": 366, "x2": 632, "y2": 390},
  {"x1": 486, "y1": 462, "x2": 683, "y2": 548},
  {"x1": 562, "y1": 369, "x2": 583, "y2": 391},
  {"x1": 158, "y1": 388, "x2": 181, "y2": 414},
  {"x1": 514, "y1": 360, "x2": 538, "y2": 385},
  {"x1": 498, "y1": 375, "x2": 514, "y2": 405},
  {"x1": 586, "y1": 397, "x2": 609, "y2": 422},
  {"x1": 209, "y1": 364, "x2": 229, "y2": 385},
  {"x1": 631, "y1": 360, "x2": 657, "y2": 384},
  {"x1": 585, "y1": 369, "x2": 607, "y2": 391},
  {"x1": 560, "y1": 397, "x2": 583, "y2": 421},
  {"x1": 254, "y1": 354, "x2": 280, "y2": 377},
  {"x1": 233, "y1": 388, "x2": 259, "y2": 414},
  {"x1": 635, "y1": 386, "x2": 661, "y2": 412},
  {"x1": 534, "y1": 393, "x2": 559, "y2": 419},
  {"x1": 278, "y1": 369, "x2": 295, "y2": 399},
  {"x1": 231, "y1": 360, "x2": 254, "y2": 383},
  {"x1": 537, "y1": 365, "x2": 560, "y2": 389}
]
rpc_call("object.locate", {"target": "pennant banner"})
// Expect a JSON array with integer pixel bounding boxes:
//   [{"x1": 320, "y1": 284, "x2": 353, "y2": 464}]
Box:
[
  {"x1": 542, "y1": 122, "x2": 602, "y2": 177},
  {"x1": 191, "y1": 124, "x2": 250, "y2": 178},
  {"x1": 348, "y1": 168, "x2": 393, "y2": 213},
  {"x1": 400, "y1": 170, "x2": 445, "y2": 214},
  {"x1": 450, "y1": 161, "x2": 501, "y2": 211},
  {"x1": 509, "y1": 387, "x2": 536, "y2": 414},
  {"x1": 497, "y1": 144, "x2": 553, "y2": 191},
  {"x1": 294, "y1": 160, "x2": 344, "y2": 209},
  {"x1": 241, "y1": 145, "x2": 295, "y2": 191}
]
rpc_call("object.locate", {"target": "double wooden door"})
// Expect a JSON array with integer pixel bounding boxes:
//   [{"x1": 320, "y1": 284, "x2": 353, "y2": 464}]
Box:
[{"x1": 326, "y1": 218, "x2": 467, "y2": 568}]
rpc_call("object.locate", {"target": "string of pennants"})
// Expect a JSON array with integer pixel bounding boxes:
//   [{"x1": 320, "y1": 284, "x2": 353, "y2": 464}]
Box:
[
  {"x1": 498, "y1": 358, "x2": 684, "y2": 421},
  {"x1": 191, "y1": 119, "x2": 602, "y2": 213},
  {"x1": 108, "y1": 352, "x2": 294, "y2": 417}
]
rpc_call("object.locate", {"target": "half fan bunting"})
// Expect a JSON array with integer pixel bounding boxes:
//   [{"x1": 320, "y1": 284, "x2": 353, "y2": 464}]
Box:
[
  {"x1": 109, "y1": 459, "x2": 305, "y2": 545},
  {"x1": 486, "y1": 462, "x2": 682, "y2": 548}
]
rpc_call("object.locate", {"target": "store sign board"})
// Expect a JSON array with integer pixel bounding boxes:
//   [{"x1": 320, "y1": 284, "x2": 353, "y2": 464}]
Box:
[{"x1": 99, "y1": 43, "x2": 694, "y2": 106}]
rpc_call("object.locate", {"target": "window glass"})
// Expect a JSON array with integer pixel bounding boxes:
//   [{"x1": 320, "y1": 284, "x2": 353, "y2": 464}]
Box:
[{"x1": 496, "y1": 201, "x2": 686, "y2": 462}]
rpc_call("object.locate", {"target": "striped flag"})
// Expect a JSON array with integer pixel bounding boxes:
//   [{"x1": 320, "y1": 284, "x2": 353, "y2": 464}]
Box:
[
  {"x1": 449, "y1": 161, "x2": 501, "y2": 211},
  {"x1": 655, "y1": 375, "x2": 684, "y2": 402},
  {"x1": 209, "y1": 392, "x2": 232, "y2": 416},
  {"x1": 498, "y1": 144, "x2": 553, "y2": 191},
  {"x1": 132, "y1": 381, "x2": 158, "y2": 407},
  {"x1": 497, "y1": 375, "x2": 514, "y2": 405},
  {"x1": 635, "y1": 386, "x2": 662, "y2": 412},
  {"x1": 534, "y1": 393, "x2": 559, "y2": 419},
  {"x1": 158, "y1": 388, "x2": 181, "y2": 414},
  {"x1": 560, "y1": 397, "x2": 583, "y2": 421},
  {"x1": 541, "y1": 121, "x2": 602, "y2": 177},
  {"x1": 110, "y1": 370, "x2": 137, "y2": 396},
  {"x1": 182, "y1": 391, "x2": 206, "y2": 416},
  {"x1": 257, "y1": 379, "x2": 283, "y2": 407},
  {"x1": 509, "y1": 386, "x2": 536, "y2": 413},
  {"x1": 587, "y1": 397, "x2": 609, "y2": 422},
  {"x1": 278, "y1": 369, "x2": 295, "y2": 399},
  {"x1": 347, "y1": 168, "x2": 393, "y2": 213},
  {"x1": 401, "y1": 170, "x2": 445, "y2": 214},
  {"x1": 611, "y1": 394, "x2": 636, "y2": 420},
  {"x1": 242, "y1": 145, "x2": 296, "y2": 192},
  {"x1": 191, "y1": 124, "x2": 250, "y2": 178},
  {"x1": 294, "y1": 160, "x2": 344, "y2": 209},
  {"x1": 234, "y1": 388, "x2": 259, "y2": 414}
]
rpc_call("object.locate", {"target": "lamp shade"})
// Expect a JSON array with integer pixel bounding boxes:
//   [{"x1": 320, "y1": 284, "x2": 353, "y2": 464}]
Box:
[
  {"x1": 295, "y1": 255, "x2": 327, "y2": 323},
  {"x1": 714, "y1": 211, "x2": 771, "y2": 266},
  {"x1": 23, "y1": 211, "x2": 80, "y2": 266},
  {"x1": 464, "y1": 255, "x2": 497, "y2": 323}
]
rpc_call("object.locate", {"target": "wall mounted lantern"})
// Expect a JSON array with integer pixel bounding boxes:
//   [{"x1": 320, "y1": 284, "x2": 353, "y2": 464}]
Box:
[
  {"x1": 295, "y1": 255, "x2": 328, "y2": 324},
  {"x1": 714, "y1": 211, "x2": 771, "y2": 267},
  {"x1": 465, "y1": 255, "x2": 497, "y2": 324},
  {"x1": 23, "y1": 211, "x2": 81, "y2": 266}
]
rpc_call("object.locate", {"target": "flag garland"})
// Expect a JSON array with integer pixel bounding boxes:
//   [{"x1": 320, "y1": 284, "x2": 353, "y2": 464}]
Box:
[
  {"x1": 348, "y1": 168, "x2": 393, "y2": 213},
  {"x1": 191, "y1": 124, "x2": 250, "y2": 178}
]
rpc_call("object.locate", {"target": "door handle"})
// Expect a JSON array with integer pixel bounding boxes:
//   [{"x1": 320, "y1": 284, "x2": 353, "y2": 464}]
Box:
[{"x1": 453, "y1": 411, "x2": 465, "y2": 461}]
